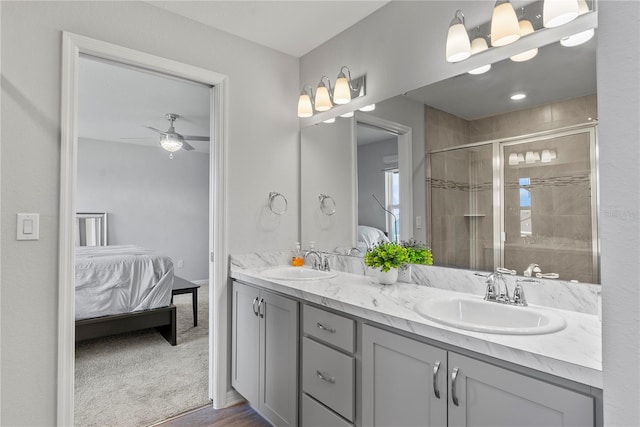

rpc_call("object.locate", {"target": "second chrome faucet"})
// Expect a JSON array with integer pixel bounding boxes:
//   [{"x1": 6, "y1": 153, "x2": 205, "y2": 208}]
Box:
[{"x1": 478, "y1": 271, "x2": 539, "y2": 307}]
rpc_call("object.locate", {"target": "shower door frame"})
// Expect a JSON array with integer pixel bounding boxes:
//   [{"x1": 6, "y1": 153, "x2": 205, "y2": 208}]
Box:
[{"x1": 427, "y1": 122, "x2": 599, "y2": 282}]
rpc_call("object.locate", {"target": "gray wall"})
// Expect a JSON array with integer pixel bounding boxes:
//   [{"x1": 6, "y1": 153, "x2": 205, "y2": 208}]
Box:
[
  {"x1": 357, "y1": 137, "x2": 397, "y2": 232},
  {"x1": 301, "y1": 1, "x2": 640, "y2": 425},
  {"x1": 77, "y1": 138, "x2": 209, "y2": 281},
  {"x1": 1, "y1": 1, "x2": 299, "y2": 424}
]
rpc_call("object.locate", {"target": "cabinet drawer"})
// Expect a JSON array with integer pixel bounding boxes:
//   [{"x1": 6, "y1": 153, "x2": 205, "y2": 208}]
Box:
[
  {"x1": 302, "y1": 393, "x2": 353, "y2": 427},
  {"x1": 303, "y1": 305, "x2": 355, "y2": 353},
  {"x1": 302, "y1": 337, "x2": 355, "y2": 421}
]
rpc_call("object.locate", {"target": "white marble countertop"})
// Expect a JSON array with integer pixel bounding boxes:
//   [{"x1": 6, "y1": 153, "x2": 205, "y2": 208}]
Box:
[{"x1": 231, "y1": 266, "x2": 602, "y2": 389}]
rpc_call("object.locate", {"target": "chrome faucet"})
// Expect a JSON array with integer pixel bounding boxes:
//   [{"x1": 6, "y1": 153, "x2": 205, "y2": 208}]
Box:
[
  {"x1": 476, "y1": 270, "x2": 538, "y2": 306},
  {"x1": 524, "y1": 263, "x2": 541, "y2": 277},
  {"x1": 304, "y1": 250, "x2": 330, "y2": 271}
]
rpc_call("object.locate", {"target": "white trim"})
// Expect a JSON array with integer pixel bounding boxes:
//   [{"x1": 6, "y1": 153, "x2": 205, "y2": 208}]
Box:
[
  {"x1": 58, "y1": 32, "x2": 230, "y2": 426},
  {"x1": 356, "y1": 113, "x2": 414, "y2": 241}
]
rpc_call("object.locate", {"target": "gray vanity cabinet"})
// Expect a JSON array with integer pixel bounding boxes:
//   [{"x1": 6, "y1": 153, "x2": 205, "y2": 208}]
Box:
[
  {"x1": 231, "y1": 281, "x2": 298, "y2": 427},
  {"x1": 362, "y1": 325, "x2": 448, "y2": 427},
  {"x1": 448, "y1": 353, "x2": 595, "y2": 427}
]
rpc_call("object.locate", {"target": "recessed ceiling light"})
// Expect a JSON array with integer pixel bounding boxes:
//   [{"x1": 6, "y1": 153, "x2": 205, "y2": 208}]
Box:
[{"x1": 510, "y1": 93, "x2": 527, "y2": 100}]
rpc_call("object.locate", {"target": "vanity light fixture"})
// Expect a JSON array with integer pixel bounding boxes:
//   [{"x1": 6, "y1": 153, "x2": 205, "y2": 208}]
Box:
[
  {"x1": 560, "y1": 0, "x2": 594, "y2": 47},
  {"x1": 359, "y1": 104, "x2": 376, "y2": 112},
  {"x1": 446, "y1": 10, "x2": 471, "y2": 62},
  {"x1": 314, "y1": 76, "x2": 333, "y2": 112},
  {"x1": 468, "y1": 35, "x2": 492, "y2": 75},
  {"x1": 510, "y1": 16, "x2": 538, "y2": 62},
  {"x1": 297, "y1": 85, "x2": 314, "y2": 118},
  {"x1": 510, "y1": 93, "x2": 527, "y2": 100},
  {"x1": 543, "y1": 0, "x2": 579, "y2": 28},
  {"x1": 491, "y1": 0, "x2": 521, "y2": 47}
]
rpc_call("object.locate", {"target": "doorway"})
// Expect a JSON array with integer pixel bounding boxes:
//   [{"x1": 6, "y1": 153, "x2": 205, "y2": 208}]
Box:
[{"x1": 58, "y1": 33, "x2": 229, "y2": 426}]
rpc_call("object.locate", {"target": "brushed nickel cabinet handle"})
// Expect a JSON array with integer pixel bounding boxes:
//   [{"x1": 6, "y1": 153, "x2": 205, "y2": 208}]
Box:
[
  {"x1": 433, "y1": 360, "x2": 441, "y2": 399},
  {"x1": 451, "y1": 367, "x2": 460, "y2": 406},
  {"x1": 252, "y1": 297, "x2": 259, "y2": 316},
  {"x1": 258, "y1": 298, "x2": 265, "y2": 318},
  {"x1": 316, "y1": 370, "x2": 336, "y2": 384},
  {"x1": 316, "y1": 322, "x2": 336, "y2": 333}
]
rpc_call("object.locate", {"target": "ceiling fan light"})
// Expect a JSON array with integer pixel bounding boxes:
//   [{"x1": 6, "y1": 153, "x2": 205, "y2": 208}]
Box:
[
  {"x1": 446, "y1": 10, "x2": 471, "y2": 63},
  {"x1": 543, "y1": 0, "x2": 579, "y2": 28},
  {"x1": 160, "y1": 135, "x2": 183, "y2": 153},
  {"x1": 491, "y1": 0, "x2": 520, "y2": 47},
  {"x1": 333, "y1": 72, "x2": 352, "y2": 105}
]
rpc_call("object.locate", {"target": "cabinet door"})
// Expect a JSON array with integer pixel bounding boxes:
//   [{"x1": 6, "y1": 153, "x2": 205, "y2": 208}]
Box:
[
  {"x1": 448, "y1": 352, "x2": 595, "y2": 427},
  {"x1": 231, "y1": 281, "x2": 260, "y2": 405},
  {"x1": 259, "y1": 290, "x2": 299, "y2": 427},
  {"x1": 362, "y1": 325, "x2": 447, "y2": 427}
]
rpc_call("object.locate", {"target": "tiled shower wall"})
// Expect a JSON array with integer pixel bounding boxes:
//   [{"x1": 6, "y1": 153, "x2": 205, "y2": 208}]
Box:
[{"x1": 426, "y1": 95, "x2": 597, "y2": 281}]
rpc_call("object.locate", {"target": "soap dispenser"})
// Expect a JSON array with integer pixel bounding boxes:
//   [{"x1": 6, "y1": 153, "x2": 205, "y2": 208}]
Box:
[{"x1": 291, "y1": 242, "x2": 304, "y2": 266}]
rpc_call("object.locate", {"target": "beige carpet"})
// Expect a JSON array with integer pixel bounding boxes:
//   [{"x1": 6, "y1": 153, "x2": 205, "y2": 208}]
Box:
[{"x1": 75, "y1": 284, "x2": 210, "y2": 427}]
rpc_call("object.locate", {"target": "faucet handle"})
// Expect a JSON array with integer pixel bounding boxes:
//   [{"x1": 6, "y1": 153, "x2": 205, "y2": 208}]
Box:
[
  {"x1": 513, "y1": 278, "x2": 539, "y2": 306},
  {"x1": 497, "y1": 267, "x2": 516, "y2": 275}
]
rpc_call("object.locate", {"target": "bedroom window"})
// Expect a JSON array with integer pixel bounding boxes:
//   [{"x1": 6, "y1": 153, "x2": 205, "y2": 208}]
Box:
[{"x1": 385, "y1": 169, "x2": 400, "y2": 243}]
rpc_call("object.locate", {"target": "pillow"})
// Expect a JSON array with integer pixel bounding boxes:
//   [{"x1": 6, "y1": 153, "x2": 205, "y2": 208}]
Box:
[{"x1": 358, "y1": 225, "x2": 389, "y2": 250}]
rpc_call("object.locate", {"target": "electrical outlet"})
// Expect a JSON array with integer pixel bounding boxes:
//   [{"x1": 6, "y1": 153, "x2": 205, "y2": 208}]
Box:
[
  {"x1": 176, "y1": 260, "x2": 184, "y2": 268},
  {"x1": 416, "y1": 215, "x2": 423, "y2": 229}
]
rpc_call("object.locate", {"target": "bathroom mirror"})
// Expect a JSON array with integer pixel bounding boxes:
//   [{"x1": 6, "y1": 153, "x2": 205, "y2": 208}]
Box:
[{"x1": 300, "y1": 32, "x2": 598, "y2": 284}]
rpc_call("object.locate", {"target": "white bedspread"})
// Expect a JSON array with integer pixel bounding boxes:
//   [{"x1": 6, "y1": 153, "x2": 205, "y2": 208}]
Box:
[{"x1": 75, "y1": 245, "x2": 174, "y2": 320}]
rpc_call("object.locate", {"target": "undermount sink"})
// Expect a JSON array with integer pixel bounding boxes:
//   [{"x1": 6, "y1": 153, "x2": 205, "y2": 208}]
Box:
[
  {"x1": 261, "y1": 266, "x2": 337, "y2": 281},
  {"x1": 414, "y1": 296, "x2": 566, "y2": 335}
]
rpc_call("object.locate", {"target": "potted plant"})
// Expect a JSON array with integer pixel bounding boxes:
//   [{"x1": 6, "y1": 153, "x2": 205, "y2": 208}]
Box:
[
  {"x1": 398, "y1": 239, "x2": 433, "y2": 282},
  {"x1": 364, "y1": 242, "x2": 409, "y2": 285}
]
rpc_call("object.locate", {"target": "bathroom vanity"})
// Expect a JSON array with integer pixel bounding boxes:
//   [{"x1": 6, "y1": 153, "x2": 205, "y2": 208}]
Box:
[{"x1": 230, "y1": 264, "x2": 602, "y2": 427}]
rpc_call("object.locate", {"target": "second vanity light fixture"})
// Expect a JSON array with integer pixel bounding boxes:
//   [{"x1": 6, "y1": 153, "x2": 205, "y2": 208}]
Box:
[
  {"x1": 297, "y1": 66, "x2": 366, "y2": 118},
  {"x1": 446, "y1": 0, "x2": 592, "y2": 67}
]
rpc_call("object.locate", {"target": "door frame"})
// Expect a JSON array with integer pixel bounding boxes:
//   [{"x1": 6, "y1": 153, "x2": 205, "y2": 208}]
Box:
[{"x1": 58, "y1": 32, "x2": 230, "y2": 426}]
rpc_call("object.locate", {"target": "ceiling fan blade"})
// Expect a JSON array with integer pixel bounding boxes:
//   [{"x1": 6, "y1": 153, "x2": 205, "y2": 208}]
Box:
[
  {"x1": 181, "y1": 140, "x2": 195, "y2": 151},
  {"x1": 183, "y1": 135, "x2": 210, "y2": 142},
  {"x1": 145, "y1": 126, "x2": 167, "y2": 135}
]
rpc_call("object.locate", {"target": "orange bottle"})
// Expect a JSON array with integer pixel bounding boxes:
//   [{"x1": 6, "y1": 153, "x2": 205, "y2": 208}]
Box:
[{"x1": 291, "y1": 242, "x2": 304, "y2": 266}]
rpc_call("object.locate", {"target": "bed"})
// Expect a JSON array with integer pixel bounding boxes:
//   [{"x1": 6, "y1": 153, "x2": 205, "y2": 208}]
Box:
[
  {"x1": 357, "y1": 225, "x2": 390, "y2": 252},
  {"x1": 74, "y1": 213, "x2": 176, "y2": 345}
]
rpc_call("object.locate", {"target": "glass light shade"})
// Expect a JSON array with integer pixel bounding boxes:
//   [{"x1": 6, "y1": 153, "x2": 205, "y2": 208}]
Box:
[
  {"x1": 359, "y1": 104, "x2": 376, "y2": 112},
  {"x1": 561, "y1": 28, "x2": 594, "y2": 47},
  {"x1": 160, "y1": 135, "x2": 183, "y2": 152},
  {"x1": 541, "y1": 149, "x2": 552, "y2": 163},
  {"x1": 533, "y1": 151, "x2": 541, "y2": 161},
  {"x1": 323, "y1": 117, "x2": 336, "y2": 124},
  {"x1": 550, "y1": 150, "x2": 557, "y2": 160},
  {"x1": 297, "y1": 92, "x2": 313, "y2": 118},
  {"x1": 491, "y1": 1, "x2": 520, "y2": 47},
  {"x1": 508, "y1": 153, "x2": 520, "y2": 165},
  {"x1": 468, "y1": 37, "x2": 492, "y2": 75},
  {"x1": 510, "y1": 20, "x2": 538, "y2": 62},
  {"x1": 525, "y1": 151, "x2": 536, "y2": 163},
  {"x1": 543, "y1": 0, "x2": 579, "y2": 28},
  {"x1": 315, "y1": 84, "x2": 333, "y2": 112},
  {"x1": 340, "y1": 111, "x2": 355, "y2": 118},
  {"x1": 333, "y1": 73, "x2": 352, "y2": 105},
  {"x1": 517, "y1": 153, "x2": 525, "y2": 163},
  {"x1": 446, "y1": 13, "x2": 471, "y2": 63}
]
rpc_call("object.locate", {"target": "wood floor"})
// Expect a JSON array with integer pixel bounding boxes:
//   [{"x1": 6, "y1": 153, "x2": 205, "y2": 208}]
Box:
[{"x1": 154, "y1": 403, "x2": 271, "y2": 427}]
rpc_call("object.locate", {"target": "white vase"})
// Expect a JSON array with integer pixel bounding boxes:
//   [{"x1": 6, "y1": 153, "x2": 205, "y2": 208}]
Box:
[{"x1": 378, "y1": 268, "x2": 398, "y2": 285}]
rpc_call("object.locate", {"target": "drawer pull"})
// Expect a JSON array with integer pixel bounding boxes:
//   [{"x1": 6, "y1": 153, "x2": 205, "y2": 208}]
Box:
[
  {"x1": 258, "y1": 298, "x2": 265, "y2": 318},
  {"x1": 433, "y1": 360, "x2": 441, "y2": 399},
  {"x1": 316, "y1": 370, "x2": 336, "y2": 384},
  {"x1": 252, "y1": 297, "x2": 259, "y2": 316},
  {"x1": 451, "y1": 367, "x2": 460, "y2": 406},
  {"x1": 316, "y1": 322, "x2": 336, "y2": 333}
]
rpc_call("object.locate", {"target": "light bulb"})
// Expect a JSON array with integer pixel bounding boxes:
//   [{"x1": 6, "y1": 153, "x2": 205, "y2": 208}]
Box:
[
  {"x1": 560, "y1": 0, "x2": 594, "y2": 47},
  {"x1": 297, "y1": 91, "x2": 313, "y2": 118},
  {"x1": 508, "y1": 153, "x2": 520, "y2": 165},
  {"x1": 315, "y1": 80, "x2": 333, "y2": 112},
  {"x1": 333, "y1": 72, "x2": 351, "y2": 105},
  {"x1": 543, "y1": 0, "x2": 579, "y2": 28},
  {"x1": 510, "y1": 20, "x2": 538, "y2": 62},
  {"x1": 468, "y1": 37, "x2": 492, "y2": 75},
  {"x1": 491, "y1": 0, "x2": 520, "y2": 47},
  {"x1": 446, "y1": 11, "x2": 471, "y2": 62}
]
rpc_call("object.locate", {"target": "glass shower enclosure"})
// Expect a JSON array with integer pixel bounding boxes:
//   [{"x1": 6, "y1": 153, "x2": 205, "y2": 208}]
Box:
[{"x1": 427, "y1": 125, "x2": 598, "y2": 283}]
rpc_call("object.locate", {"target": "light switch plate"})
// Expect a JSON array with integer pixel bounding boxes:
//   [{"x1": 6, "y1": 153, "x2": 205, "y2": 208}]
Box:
[{"x1": 17, "y1": 213, "x2": 39, "y2": 240}]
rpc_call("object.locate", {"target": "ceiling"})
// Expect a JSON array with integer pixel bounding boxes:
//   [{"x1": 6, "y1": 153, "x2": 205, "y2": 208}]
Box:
[
  {"x1": 146, "y1": 1, "x2": 390, "y2": 58},
  {"x1": 78, "y1": 56, "x2": 211, "y2": 153}
]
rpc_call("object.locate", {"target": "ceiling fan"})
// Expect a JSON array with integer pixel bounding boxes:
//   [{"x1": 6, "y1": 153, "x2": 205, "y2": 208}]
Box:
[{"x1": 145, "y1": 113, "x2": 209, "y2": 158}]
